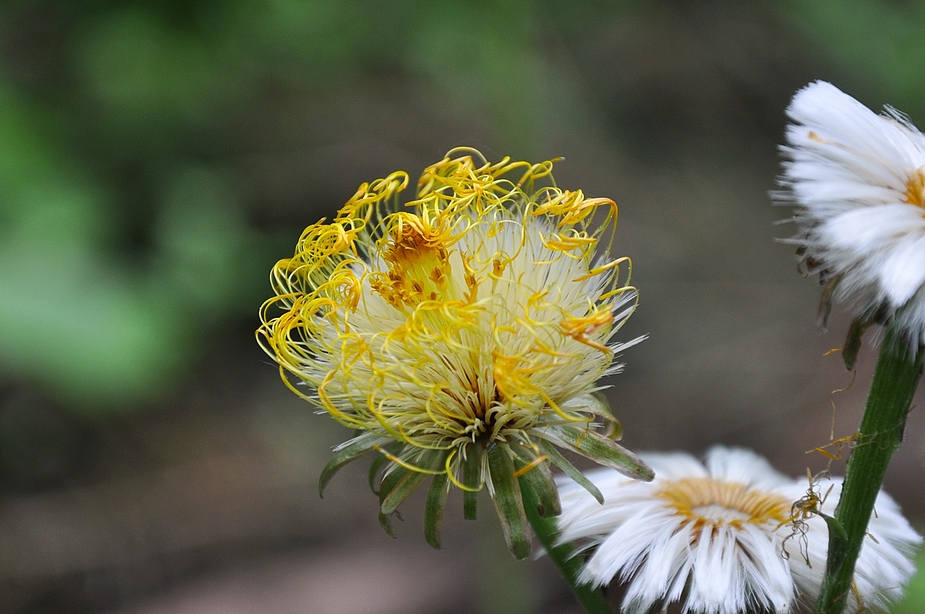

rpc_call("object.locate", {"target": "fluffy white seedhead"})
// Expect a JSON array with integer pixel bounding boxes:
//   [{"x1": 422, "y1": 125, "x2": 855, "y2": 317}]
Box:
[
  {"x1": 779, "y1": 80, "x2": 925, "y2": 342},
  {"x1": 557, "y1": 446, "x2": 921, "y2": 614}
]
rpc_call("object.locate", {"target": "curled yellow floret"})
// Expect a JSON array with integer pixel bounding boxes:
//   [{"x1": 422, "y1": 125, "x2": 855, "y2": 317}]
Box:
[{"x1": 257, "y1": 148, "x2": 652, "y2": 558}]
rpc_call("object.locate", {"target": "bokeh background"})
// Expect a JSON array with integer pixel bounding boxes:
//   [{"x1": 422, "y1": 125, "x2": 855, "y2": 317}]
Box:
[{"x1": 2, "y1": 1, "x2": 925, "y2": 612}]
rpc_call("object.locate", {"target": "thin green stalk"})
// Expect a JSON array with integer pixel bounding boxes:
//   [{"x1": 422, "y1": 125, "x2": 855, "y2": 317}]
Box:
[
  {"x1": 815, "y1": 323, "x2": 925, "y2": 614},
  {"x1": 520, "y1": 479, "x2": 616, "y2": 614}
]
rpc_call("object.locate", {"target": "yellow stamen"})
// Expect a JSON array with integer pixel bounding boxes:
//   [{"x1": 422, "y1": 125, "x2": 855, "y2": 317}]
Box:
[
  {"x1": 904, "y1": 167, "x2": 925, "y2": 210},
  {"x1": 656, "y1": 477, "x2": 791, "y2": 530}
]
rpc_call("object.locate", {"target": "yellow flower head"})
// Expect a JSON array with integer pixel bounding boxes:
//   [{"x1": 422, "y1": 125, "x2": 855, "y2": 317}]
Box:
[{"x1": 257, "y1": 148, "x2": 652, "y2": 558}]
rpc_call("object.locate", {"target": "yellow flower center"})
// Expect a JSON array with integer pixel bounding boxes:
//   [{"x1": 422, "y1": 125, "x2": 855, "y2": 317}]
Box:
[
  {"x1": 655, "y1": 477, "x2": 790, "y2": 529},
  {"x1": 903, "y1": 167, "x2": 925, "y2": 210},
  {"x1": 370, "y1": 214, "x2": 453, "y2": 308}
]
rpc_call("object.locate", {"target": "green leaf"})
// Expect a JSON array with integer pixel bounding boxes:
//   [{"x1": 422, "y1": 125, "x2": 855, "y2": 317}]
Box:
[
  {"x1": 547, "y1": 425, "x2": 653, "y2": 481},
  {"x1": 463, "y1": 445, "x2": 481, "y2": 520},
  {"x1": 517, "y1": 457, "x2": 561, "y2": 517},
  {"x1": 424, "y1": 472, "x2": 450, "y2": 549},
  {"x1": 538, "y1": 439, "x2": 604, "y2": 504},
  {"x1": 487, "y1": 443, "x2": 531, "y2": 559},
  {"x1": 319, "y1": 433, "x2": 389, "y2": 497}
]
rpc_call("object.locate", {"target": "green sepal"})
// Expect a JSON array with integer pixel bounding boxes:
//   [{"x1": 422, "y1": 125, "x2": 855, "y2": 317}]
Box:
[
  {"x1": 378, "y1": 509, "x2": 401, "y2": 538},
  {"x1": 378, "y1": 465, "x2": 409, "y2": 506},
  {"x1": 517, "y1": 457, "x2": 561, "y2": 518},
  {"x1": 424, "y1": 472, "x2": 450, "y2": 549},
  {"x1": 547, "y1": 425, "x2": 654, "y2": 482},
  {"x1": 319, "y1": 433, "x2": 389, "y2": 498},
  {"x1": 487, "y1": 444, "x2": 532, "y2": 560},
  {"x1": 368, "y1": 451, "x2": 391, "y2": 495},
  {"x1": 538, "y1": 439, "x2": 604, "y2": 504},
  {"x1": 463, "y1": 445, "x2": 481, "y2": 520},
  {"x1": 377, "y1": 451, "x2": 443, "y2": 539},
  {"x1": 376, "y1": 465, "x2": 411, "y2": 537},
  {"x1": 380, "y1": 454, "x2": 439, "y2": 516},
  {"x1": 568, "y1": 391, "x2": 622, "y2": 440},
  {"x1": 816, "y1": 274, "x2": 841, "y2": 330},
  {"x1": 380, "y1": 469, "x2": 429, "y2": 515},
  {"x1": 843, "y1": 315, "x2": 876, "y2": 371}
]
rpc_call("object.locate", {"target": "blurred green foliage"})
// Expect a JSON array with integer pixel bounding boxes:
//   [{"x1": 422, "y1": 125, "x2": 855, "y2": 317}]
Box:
[
  {"x1": 779, "y1": 0, "x2": 925, "y2": 117},
  {"x1": 895, "y1": 546, "x2": 925, "y2": 613},
  {"x1": 0, "y1": 0, "x2": 559, "y2": 413},
  {"x1": 0, "y1": 0, "x2": 921, "y2": 422}
]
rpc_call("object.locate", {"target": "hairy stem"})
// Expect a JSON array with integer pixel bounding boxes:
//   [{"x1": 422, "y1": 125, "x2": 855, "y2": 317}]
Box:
[
  {"x1": 519, "y1": 478, "x2": 616, "y2": 614},
  {"x1": 815, "y1": 323, "x2": 924, "y2": 614}
]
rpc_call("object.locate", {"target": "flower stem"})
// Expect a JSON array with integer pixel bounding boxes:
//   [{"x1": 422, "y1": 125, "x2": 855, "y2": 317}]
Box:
[
  {"x1": 520, "y1": 479, "x2": 616, "y2": 614},
  {"x1": 814, "y1": 323, "x2": 924, "y2": 614}
]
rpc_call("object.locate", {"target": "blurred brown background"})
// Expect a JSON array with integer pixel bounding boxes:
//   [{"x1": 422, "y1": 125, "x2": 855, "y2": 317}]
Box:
[{"x1": 1, "y1": 1, "x2": 924, "y2": 612}]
